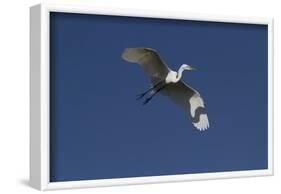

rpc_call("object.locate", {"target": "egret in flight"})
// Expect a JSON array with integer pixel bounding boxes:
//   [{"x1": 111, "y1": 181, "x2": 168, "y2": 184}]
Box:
[{"x1": 122, "y1": 48, "x2": 209, "y2": 131}]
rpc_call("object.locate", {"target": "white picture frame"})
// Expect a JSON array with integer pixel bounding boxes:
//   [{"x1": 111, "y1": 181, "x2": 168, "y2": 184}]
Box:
[{"x1": 30, "y1": 3, "x2": 274, "y2": 191}]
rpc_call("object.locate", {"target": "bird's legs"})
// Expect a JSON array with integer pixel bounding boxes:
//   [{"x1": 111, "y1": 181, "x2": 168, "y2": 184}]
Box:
[
  {"x1": 136, "y1": 81, "x2": 164, "y2": 100},
  {"x1": 142, "y1": 84, "x2": 167, "y2": 105}
]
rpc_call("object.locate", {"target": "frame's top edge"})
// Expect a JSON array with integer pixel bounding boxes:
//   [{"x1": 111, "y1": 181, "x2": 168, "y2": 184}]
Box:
[{"x1": 36, "y1": 3, "x2": 273, "y2": 25}]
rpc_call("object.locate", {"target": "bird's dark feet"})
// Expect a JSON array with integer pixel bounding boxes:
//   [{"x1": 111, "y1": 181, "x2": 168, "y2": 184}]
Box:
[
  {"x1": 142, "y1": 97, "x2": 152, "y2": 105},
  {"x1": 136, "y1": 92, "x2": 146, "y2": 100}
]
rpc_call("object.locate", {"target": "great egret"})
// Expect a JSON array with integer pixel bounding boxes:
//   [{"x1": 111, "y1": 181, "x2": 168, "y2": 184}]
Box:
[{"x1": 122, "y1": 48, "x2": 209, "y2": 131}]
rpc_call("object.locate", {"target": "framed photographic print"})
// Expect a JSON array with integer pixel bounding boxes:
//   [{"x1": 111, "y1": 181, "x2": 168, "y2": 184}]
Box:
[{"x1": 30, "y1": 3, "x2": 274, "y2": 191}]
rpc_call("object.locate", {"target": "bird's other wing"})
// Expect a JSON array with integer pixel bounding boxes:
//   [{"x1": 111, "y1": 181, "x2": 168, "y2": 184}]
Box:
[
  {"x1": 189, "y1": 93, "x2": 209, "y2": 131},
  {"x1": 161, "y1": 81, "x2": 209, "y2": 131},
  {"x1": 122, "y1": 48, "x2": 170, "y2": 83}
]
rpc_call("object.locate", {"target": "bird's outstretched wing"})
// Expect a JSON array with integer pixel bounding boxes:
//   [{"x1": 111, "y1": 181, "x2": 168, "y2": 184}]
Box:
[
  {"x1": 161, "y1": 81, "x2": 209, "y2": 131},
  {"x1": 122, "y1": 48, "x2": 170, "y2": 83}
]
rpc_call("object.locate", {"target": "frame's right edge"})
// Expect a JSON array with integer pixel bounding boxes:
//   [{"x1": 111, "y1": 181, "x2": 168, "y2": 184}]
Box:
[{"x1": 267, "y1": 18, "x2": 274, "y2": 176}]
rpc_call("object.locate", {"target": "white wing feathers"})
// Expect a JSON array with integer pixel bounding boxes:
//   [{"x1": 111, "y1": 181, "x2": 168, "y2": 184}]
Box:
[{"x1": 189, "y1": 94, "x2": 209, "y2": 131}]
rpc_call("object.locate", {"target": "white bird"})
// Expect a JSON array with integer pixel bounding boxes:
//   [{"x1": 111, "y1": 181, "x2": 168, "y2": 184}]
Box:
[{"x1": 122, "y1": 48, "x2": 209, "y2": 131}]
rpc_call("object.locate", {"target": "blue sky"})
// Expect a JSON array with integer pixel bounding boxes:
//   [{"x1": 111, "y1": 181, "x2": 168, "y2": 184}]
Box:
[{"x1": 50, "y1": 12, "x2": 268, "y2": 182}]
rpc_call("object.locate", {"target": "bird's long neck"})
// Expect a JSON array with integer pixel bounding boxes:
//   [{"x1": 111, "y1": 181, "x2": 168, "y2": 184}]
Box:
[{"x1": 175, "y1": 67, "x2": 185, "y2": 82}]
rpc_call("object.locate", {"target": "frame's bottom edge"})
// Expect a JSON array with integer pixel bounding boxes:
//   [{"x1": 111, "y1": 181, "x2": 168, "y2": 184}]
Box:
[{"x1": 44, "y1": 169, "x2": 273, "y2": 191}]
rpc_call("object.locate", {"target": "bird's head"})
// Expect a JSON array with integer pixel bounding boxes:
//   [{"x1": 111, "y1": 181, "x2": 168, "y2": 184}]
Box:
[{"x1": 181, "y1": 64, "x2": 196, "y2": 71}]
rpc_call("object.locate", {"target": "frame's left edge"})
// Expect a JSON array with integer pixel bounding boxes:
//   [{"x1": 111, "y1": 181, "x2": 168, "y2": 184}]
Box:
[
  {"x1": 30, "y1": 3, "x2": 51, "y2": 191},
  {"x1": 41, "y1": 3, "x2": 52, "y2": 191},
  {"x1": 30, "y1": 4, "x2": 42, "y2": 191}
]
